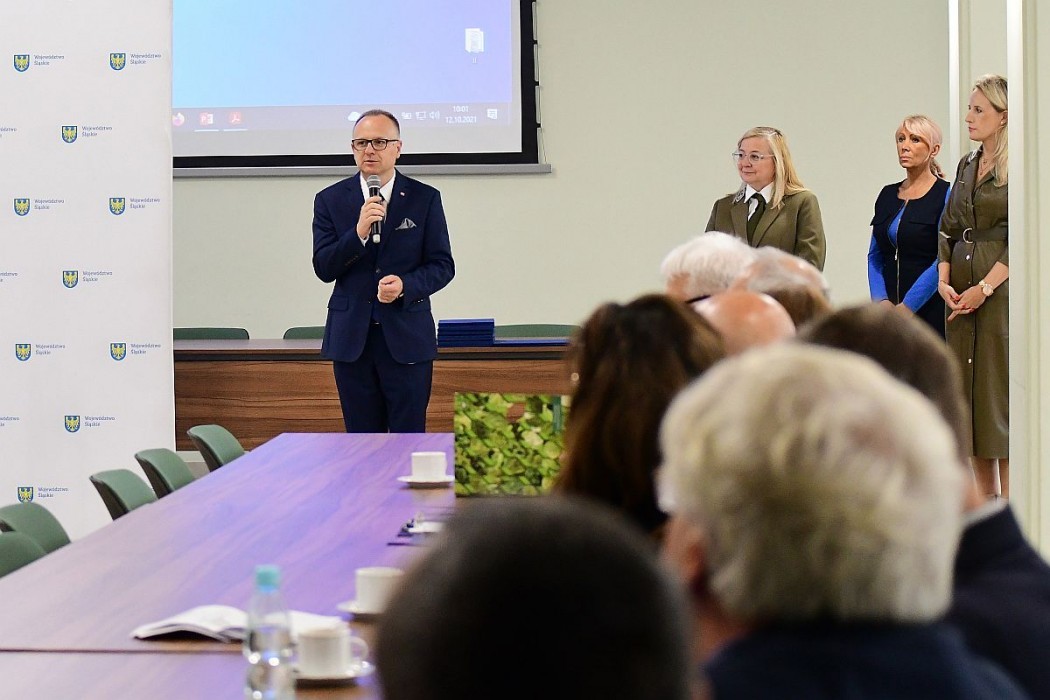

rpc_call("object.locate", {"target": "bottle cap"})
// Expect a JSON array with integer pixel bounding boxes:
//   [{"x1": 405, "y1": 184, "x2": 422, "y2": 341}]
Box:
[{"x1": 255, "y1": 564, "x2": 280, "y2": 590}]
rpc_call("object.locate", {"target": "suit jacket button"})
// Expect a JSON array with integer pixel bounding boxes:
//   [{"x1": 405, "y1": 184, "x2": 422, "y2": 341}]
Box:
[{"x1": 375, "y1": 268, "x2": 381, "y2": 274}]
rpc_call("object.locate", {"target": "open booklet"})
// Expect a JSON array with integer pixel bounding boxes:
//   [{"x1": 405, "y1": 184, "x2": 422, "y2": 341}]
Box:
[{"x1": 132, "y1": 604, "x2": 343, "y2": 643}]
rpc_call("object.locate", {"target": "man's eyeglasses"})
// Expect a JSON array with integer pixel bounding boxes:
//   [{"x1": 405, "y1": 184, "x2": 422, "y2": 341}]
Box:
[
  {"x1": 731, "y1": 151, "x2": 773, "y2": 164},
  {"x1": 351, "y1": 138, "x2": 401, "y2": 152}
]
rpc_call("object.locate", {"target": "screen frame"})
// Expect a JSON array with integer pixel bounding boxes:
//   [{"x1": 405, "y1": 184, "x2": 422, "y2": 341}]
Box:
[{"x1": 173, "y1": 0, "x2": 539, "y2": 175}]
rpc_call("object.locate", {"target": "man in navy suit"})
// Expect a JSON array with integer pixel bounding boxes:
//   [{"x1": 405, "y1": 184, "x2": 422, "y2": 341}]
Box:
[{"x1": 312, "y1": 110, "x2": 454, "y2": 432}]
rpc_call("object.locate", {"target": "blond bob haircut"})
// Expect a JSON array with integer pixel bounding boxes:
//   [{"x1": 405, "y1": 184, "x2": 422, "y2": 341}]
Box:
[
  {"x1": 973, "y1": 74, "x2": 1008, "y2": 186},
  {"x1": 736, "y1": 126, "x2": 808, "y2": 210},
  {"x1": 898, "y1": 114, "x2": 945, "y2": 179},
  {"x1": 658, "y1": 345, "x2": 964, "y2": 623}
]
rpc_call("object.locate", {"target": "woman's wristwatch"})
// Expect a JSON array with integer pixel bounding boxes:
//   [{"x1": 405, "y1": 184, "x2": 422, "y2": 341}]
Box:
[{"x1": 979, "y1": 279, "x2": 994, "y2": 296}]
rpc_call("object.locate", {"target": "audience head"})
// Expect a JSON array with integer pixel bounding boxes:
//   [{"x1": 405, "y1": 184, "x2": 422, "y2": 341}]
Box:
[
  {"x1": 659, "y1": 345, "x2": 965, "y2": 625},
  {"x1": 734, "y1": 246, "x2": 830, "y2": 298},
  {"x1": 556, "y1": 294, "x2": 724, "y2": 534},
  {"x1": 661, "y1": 232, "x2": 757, "y2": 302},
  {"x1": 797, "y1": 304, "x2": 970, "y2": 463},
  {"x1": 693, "y1": 290, "x2": 794, "y2": 355},
  {"x1": 377, "y1": 497, "x2": 693, "y2": 700},
  {"x1": 732, "y1": 247, "x2": 831, "y2": 325},
  {"x1": 897, "y1": 114, "x2": 944, "y2": 178},
  {"x1": 735, "y1": 126, "x2": 806, "y2": 208},
  {"x1": 971, "y1": 74, "x2": 1009, "y2": 186}
]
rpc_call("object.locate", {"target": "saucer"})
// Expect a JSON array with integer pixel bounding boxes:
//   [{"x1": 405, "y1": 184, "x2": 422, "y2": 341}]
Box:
[
  {"x1": 397, "y1": 474, "x2": 454, "y2": 489},
  {"x1": 295, "y1": 660, "x2": 375, "y2": 686},
  {"x1": 337, "y1": 600, "x2": 383, "y2": 618}
]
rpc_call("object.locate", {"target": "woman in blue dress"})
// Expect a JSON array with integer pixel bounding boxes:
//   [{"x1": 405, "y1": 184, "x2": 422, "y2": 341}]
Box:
[{"x1": 868, "y1": 115, "x2": 950, "y2": 336}]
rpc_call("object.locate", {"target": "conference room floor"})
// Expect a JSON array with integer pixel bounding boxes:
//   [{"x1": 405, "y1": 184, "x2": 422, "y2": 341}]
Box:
[{"x1": 0, "y1": 432, "x2": 456, "y2": 698}]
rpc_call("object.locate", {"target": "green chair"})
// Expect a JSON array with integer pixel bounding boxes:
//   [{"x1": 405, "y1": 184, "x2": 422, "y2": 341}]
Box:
[
  {"x1": 0, "y1": 502, "x2": 70, "y2": 553},
  {"x1": 173, "y1": 327, "x2": 249, "y2": 340},
  {"x1": 495, "y1": 324, "x2": 579, "y2": 338},
  {"x1": 186, "y1": 424, "x2": 246, "y2": 472},
  {"x1": 134, "y1": 449, "x2": 196, "y2": 498},
  {"x1": 283, "y1": 326, "x2": 325, "y2": 340},
  {"x1": 89, "y1": 469, "x2": 158, "y2": 520},
  {"x1": 0, "y1": 532, "x2": 47, "y2": 578}
]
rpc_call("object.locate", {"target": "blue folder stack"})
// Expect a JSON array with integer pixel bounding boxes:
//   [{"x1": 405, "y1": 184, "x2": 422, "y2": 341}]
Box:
[{"x1": 437, "y1": 318, "x2": 495, "y2": 347}]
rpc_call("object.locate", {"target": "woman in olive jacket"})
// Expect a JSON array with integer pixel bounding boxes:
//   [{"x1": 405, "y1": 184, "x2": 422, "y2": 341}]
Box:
[{"x1": 938, "y1": 75, "x2": 1009, "y2": 498}]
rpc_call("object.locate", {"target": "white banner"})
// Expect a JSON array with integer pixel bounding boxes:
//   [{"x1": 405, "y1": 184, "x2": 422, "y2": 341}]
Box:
[{"x1": 0, "y1": 2, "x2": 174, "y2": 538}]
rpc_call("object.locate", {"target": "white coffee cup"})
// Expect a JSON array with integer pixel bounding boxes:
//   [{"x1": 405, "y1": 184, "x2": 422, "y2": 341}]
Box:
[
  {"x1": 355, "y1": 566, "x2": 404, "y2": 614},
  {"x1": 411, "y1": 451, "x2": 447, "y2": 481},
  {"x1": 297, "y1": 624, "x2": 368, "y2": 677}
]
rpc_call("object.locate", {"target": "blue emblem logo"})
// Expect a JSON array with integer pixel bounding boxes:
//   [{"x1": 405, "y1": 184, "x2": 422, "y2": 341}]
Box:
[
  {"x1": 13, "y1": 55, "x2": 29, "y2": 72},
  {"x1": 110, "y1": 342, "x2": 126, "y2": 361},
  {"x1": 17, "y1": 486, "x2": 33, "y2": 503},
  {"x1": 62, "y1": 270, "x2": 78, "y2": 288},
  {"x1": 64, "y1": 415, "x2": 80, "y2": 433},
  {"x1": 15, "y1": 344, "x2": 31, "y2": 361},
  {"x1": 14, "y1": 198, "x2": 30, "y2": 216},
  {"x1": 62, "y1": 125, "x2": 77, "y2": 143},
  {"x1": 109, "y1": 197, "x2": 125, "y2": 215},
  {"x1": 109, "y1": 53, "x2": 126, "y2": 71}
]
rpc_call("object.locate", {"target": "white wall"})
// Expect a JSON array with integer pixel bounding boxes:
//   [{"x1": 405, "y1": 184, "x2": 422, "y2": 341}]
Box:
[{"x1": 173, "y1": 0, "x2": 949, "y2": 338}]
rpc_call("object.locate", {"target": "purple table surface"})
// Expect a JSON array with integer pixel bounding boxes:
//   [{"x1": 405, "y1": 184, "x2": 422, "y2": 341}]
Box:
[
  {"x1": 0, "y1": 651, "x2": 378, "y2": 699},
  {"x1": 0, "y1": 433, "x2": 455, "y2": 654}
]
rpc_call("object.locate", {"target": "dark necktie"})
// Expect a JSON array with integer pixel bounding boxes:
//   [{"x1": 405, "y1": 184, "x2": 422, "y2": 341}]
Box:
[{"x1": 747, "y1": 193, "x2": 766, "y2": 244}]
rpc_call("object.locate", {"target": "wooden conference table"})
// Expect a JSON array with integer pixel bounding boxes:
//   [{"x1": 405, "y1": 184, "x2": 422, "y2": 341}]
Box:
[
  {"x1": 174, "y1": 339, "x2": 571, "y2": 450},
  {"x1": 0, "y1": 432, "x2": 456, "y2": 698}
]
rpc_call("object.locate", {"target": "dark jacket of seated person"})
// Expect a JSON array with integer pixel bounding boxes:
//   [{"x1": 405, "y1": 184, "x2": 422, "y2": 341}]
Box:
[{"x1": 948, "y1": 502, "x2": 1050, "y2": 699}]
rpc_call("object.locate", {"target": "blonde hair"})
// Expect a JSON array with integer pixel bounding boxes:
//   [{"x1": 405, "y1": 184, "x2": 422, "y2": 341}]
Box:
[
  {"x1": 897, "y1": 115, "x2": 944, "y2": 179},
  {"x1": 658, "y1": 345, "x2": 964, "y2": 622},
  {"x1": 973, "y1": 74, "x2": 1008, "y2": 186},
  {"x1": 736, "y1": 126, "x2": 807, "y2": 209}
]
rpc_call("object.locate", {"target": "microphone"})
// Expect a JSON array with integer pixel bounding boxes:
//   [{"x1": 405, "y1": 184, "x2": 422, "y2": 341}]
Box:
[{"x1": 366, "y1": 174, "x2": 382, "y2": 243}]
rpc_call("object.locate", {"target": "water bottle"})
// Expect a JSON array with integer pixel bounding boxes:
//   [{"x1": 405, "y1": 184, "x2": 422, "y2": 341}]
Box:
[{"x1": 244, "y1": 564, "x2": 297, "y2": 700}]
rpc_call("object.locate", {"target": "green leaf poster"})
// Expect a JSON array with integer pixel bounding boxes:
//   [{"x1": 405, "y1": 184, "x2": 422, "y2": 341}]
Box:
[{"x1": 453, "y1": 392, "x2": 568, "y2": 496}]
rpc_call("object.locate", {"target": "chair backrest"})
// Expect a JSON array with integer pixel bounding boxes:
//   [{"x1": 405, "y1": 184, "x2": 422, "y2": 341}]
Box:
[
  {"x1": 186, "y1": 424, "x2": 246, "y2": 471},
  {"x1": 0, "y1": 532, "x2": 47, "y2": 578},
  {"x1": 494, "y1": 324, "x2": 580, "y2": 339},
  {"x1": 173, "y1": 327, "x2": 249, "y2": 340},
  {"x1": 89, "y1": 469, "x2": 158, "y2": 520},
  {"x1": 0, "y1": 502, "x2": 70, "y2": 553},
  {"x1": 134, "y1": 448, "x2": 196, "y2": 498},
  {"x1": 282, "y1": 326, "x2": 325, "y2": 340}
]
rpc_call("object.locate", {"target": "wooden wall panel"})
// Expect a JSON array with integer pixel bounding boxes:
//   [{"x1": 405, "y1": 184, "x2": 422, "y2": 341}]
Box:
[{"x1": 174, "y1": 342, "x2": 570, "y2": 449}]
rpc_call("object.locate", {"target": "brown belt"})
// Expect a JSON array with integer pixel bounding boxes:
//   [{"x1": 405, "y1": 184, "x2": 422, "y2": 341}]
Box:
[{"x1": 947, "y1": 225, "x2": 1009, "y2": 243}]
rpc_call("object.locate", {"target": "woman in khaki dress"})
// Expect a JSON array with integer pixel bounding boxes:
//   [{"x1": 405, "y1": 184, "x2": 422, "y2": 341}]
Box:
[{"x1": 937, "y1": 75, "x2": 1009, "y2": 497}]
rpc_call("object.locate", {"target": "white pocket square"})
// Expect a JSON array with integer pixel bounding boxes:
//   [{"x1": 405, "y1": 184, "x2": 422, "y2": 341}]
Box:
[{"x1": 395, "y1": 218, "x2": 417, "y2": 230}]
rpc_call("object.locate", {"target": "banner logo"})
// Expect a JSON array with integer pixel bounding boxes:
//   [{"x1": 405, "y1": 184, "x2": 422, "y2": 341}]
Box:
[
  {"x1": 13, "y1": 55, "x2": 29, "y2": 72},
  {"x1": 15, "y1": 344, "x2": 31, "y2": 361},
  {"x1": 110, "y1": 342, "x2": 127, "y2": 361},
  {"x1": 62, "y1": 270, "x2": 78, "y2": 288},
  {"x1": 17, "y1": 486, "x2": 34, "y2": 503},
  {"x1": 109, "y1": 52, "x2": 126, "y2": 71},
  {"x1": 14, "y1": 198, "x2": 30, "y2": 216},
  {"x1": 61, "y1": 125, "x2": 77, "y2": 143},
  {"x1": 109, "y1": 197, "x2": 125, "y2": 215},
  {"x1": 64, "y1": 415, "x2": 80, "y2": 433}
]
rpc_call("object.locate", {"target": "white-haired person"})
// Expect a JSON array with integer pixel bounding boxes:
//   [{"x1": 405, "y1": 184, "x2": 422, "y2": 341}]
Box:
[
  {"x1": 938, "y1": 74, "x2": 1010, "y2": 499},
  {"x1": 658, "y1": 344, "x2": 1025, "y2": 699},
  {"x1": 868, "y1": 115, "x2": 949, "y2": 336},
  {"x1": 706, "y1": 126, "x2": 826, "y2": 270},
  {"x1": 661, "y1": 232, "x2": 756, "y2": 303},
  {"x1": 732, "y1": 246, "x2": 831, "y2": 326}
]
